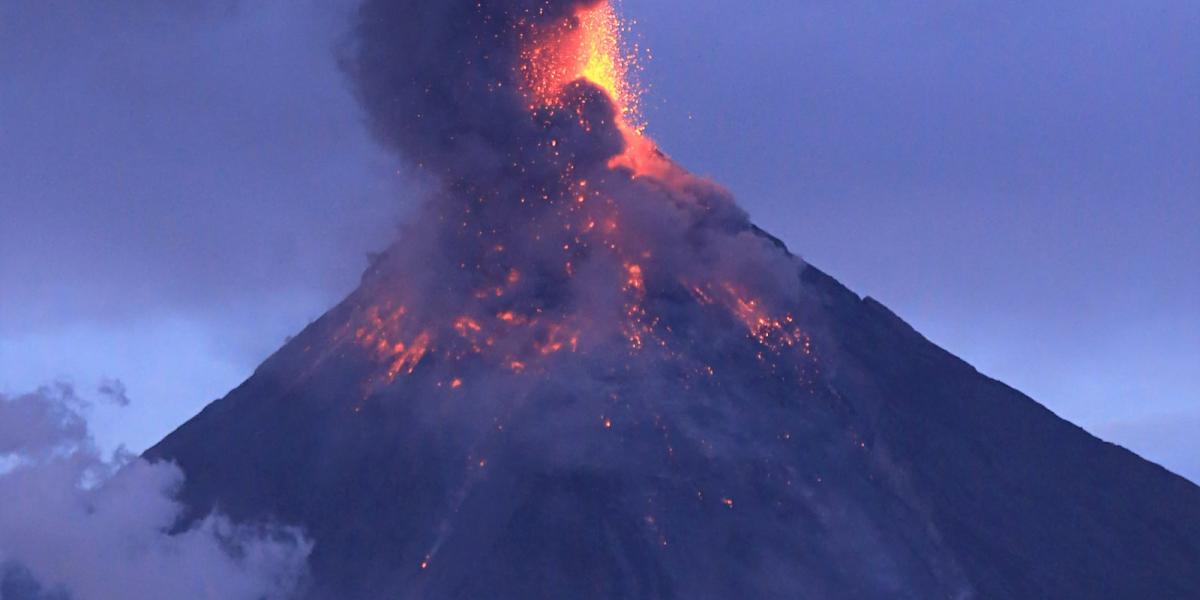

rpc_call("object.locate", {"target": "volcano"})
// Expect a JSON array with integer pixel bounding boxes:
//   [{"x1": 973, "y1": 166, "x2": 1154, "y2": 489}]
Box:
[{"x1": 147, "y1": 1, "x2": 1200, "y2": 598}]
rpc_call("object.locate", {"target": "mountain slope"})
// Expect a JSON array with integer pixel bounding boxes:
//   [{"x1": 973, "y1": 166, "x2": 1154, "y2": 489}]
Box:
[
  {"x1": 148, "y1": 249, "x2": 1200, "y2": 599},
  {"x1": 149, "y1": 0, "x2": 1200, "y2": 597}
]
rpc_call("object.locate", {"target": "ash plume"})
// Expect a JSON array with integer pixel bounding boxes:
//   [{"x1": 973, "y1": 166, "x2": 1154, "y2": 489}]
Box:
[
  {"x1": 340, "y1": 0, "x2": 794, "y2": 341},
  {"x1": 347, "y1": 0, "x2": 608, "y2": 183}
]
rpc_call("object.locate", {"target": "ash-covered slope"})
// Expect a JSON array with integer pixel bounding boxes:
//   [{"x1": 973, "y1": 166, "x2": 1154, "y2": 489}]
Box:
[
  {"x1": 148, "y1": 247, "x2": 1200, "y2": 600},
  {"x1": 149, "y1": 1, "x2": 1200, "y2": 598}
]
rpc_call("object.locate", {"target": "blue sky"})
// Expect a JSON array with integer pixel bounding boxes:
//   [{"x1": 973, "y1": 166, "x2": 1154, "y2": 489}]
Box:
[{"x1": 1, "y1": 1, "x2": 1196, "y2": 482}]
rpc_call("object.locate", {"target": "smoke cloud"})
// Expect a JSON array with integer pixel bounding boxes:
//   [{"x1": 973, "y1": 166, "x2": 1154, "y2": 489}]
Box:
[
  {"x1": 95, "y1": 379, "x2": 130, "y2": 407},
  {"x1": 0, "y1": 384, "x2": 311, "y2": 600},
  {"x1": 348, "y1": 0, "x2": 599, "y2": 180},
  {"x1": 339, "y1": 0, "x2": 802, "y2": 338}
]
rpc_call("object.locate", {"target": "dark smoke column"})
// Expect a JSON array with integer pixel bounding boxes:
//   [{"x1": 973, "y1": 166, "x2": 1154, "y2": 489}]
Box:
[{"x1": 347, "y1": 0, "x2": 617, "y2": 183}]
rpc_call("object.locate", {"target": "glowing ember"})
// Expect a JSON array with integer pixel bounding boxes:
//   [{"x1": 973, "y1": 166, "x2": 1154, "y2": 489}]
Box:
[
  {"x1": 328, "y1": 0, "x2": 821, "y2": 401},
  {"x1": 517, "y1": 0, "x2": 675, "y2": 179},
  {"x1": 624, "y1": 263, "x2": 644, "y2": 293},
  {"x1": 576, "y1": 3, "x2": 638, "y2": 125},
  {"x1": 522, "y1": 1, "x2": 641, "y2": 128},
  {"x1": 386, "y1": 331, "x2": 431, "y2": 380}
]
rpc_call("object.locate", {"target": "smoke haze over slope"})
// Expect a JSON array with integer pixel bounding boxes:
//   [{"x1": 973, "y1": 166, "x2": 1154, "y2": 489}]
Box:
[{"x1": 1, "y1": 1, "x2": 1195, "y2": 483}]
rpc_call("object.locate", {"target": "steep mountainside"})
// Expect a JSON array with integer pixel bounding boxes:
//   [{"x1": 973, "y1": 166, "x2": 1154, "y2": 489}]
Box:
[
  {"x1": 150, "y1": 0, "x2": 1200, "y2": 597},
  {"x1": 149, "y1": 250, "x2": 1200, "y2": 600}
]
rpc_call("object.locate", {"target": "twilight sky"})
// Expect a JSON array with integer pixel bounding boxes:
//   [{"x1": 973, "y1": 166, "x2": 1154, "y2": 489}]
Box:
[{"x1": 1, "y1": 1, "x2": 1196, "y2": 482}]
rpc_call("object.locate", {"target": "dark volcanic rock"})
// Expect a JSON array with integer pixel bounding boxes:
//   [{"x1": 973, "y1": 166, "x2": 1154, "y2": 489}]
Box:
[{"x1": 148, "y1": 257, "x2": 1200, "y2": 600}]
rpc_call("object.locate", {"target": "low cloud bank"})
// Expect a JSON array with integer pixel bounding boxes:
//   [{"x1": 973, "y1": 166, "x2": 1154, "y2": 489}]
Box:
[{"x1": 0, "y1": 384, "x2": 311, "y2": 600}]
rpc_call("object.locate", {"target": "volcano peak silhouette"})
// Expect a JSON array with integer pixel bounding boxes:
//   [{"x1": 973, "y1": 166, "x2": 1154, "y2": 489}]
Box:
[{"x1": 148, "y1": 1, "x2": 1200, "y2": 598}]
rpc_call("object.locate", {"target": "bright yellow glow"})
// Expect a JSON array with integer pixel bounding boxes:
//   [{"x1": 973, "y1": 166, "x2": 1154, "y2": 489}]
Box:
[
  {"x1": 521, "y1": 1, "x2": 641, "y2": 129},
  {"x1": 577, "y1": 4, "x2": 635, "y2": 122}
]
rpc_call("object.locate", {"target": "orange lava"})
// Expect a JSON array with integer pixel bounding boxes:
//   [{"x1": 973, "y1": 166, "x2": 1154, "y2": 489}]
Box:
[
  {"x1": 332, "y1": 2, "x2": 818, "y2": 396},
  {"x1": 521, "y1": 1, "x2": 671, "y2": 178},
  {"x1": 522, "y1": 2, "x2": 639, "y2": 126}
]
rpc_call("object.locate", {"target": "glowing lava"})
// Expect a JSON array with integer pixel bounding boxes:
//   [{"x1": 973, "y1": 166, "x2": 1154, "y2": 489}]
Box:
[
  {"x1": 331, "y1": 0, "x2": 818, "y2": 396},
  {"x1": 522, "y1": 1, "x2": 641, "y2": 128},
  {"x1": 519, "y1": 1, "x2": 673, "y2": 177},
  {"x1": 575, "y1": 3, "x2": 639, "y2": 127}
]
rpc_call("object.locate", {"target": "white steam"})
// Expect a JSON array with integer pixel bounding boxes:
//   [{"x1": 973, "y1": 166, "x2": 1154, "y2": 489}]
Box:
[{"x1": 0, "y1": 384, "x2": 311, "y2": 600}]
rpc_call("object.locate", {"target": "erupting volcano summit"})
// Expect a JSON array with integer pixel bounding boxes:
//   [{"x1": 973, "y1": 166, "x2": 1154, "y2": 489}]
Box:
[{"x1": 149, "y1": 2, "x2": 1200, "y2": 598}]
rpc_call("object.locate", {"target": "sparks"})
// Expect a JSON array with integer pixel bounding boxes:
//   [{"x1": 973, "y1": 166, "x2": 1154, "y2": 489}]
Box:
[
  {"x1": 521, "y1": 1, "x2": 641, "y2": 127},
  {"x1": 517, "y1": 0, "x2": 674, "y2": 178},
  {"x1": 576, "y1": 3, "x2": 638, "y2": 125}
]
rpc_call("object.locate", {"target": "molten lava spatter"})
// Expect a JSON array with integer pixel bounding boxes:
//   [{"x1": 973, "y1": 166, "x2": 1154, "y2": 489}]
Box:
[
  {"x1": 521, "y1": 1, "x2": 642, "y2": 130},
  {"x1": 519, "y1": 1, "x2": 671, "y2": 177},
  {"x1": 577, "y1": 5, "x2": 628, "y2": 106}
]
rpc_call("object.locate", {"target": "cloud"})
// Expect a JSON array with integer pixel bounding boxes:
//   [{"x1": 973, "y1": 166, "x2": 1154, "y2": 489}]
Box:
[
  {"x1": 0, "y1": 385, "x2": 312, "y2": 600},
  {"x1": 95, "y1": 379, "x2": 130, "y2": 407},
  {"x1": 0, "y1": 383, "x2": 87, "y2": 461}
]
